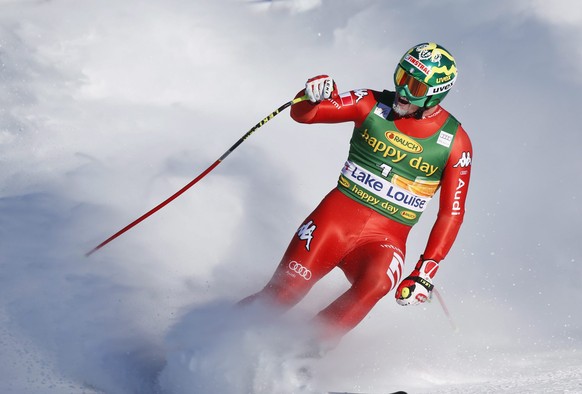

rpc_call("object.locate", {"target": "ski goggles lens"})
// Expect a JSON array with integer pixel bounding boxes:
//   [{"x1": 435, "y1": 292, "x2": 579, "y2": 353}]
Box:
[{"x1": 395, "y1": 66, "x2": 429, "y2": 98}]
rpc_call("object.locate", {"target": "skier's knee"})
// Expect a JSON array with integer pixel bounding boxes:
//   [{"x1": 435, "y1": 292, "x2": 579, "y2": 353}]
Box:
[
  {"x1": 361, "y1": 276, "x2": 394, "y2": 300},
  {"x1": 240, "y1": 283, "x2": 305, "y2": 310},
  {"x1": 264, "y1": 282, "x2": 307, "y2": 307}
]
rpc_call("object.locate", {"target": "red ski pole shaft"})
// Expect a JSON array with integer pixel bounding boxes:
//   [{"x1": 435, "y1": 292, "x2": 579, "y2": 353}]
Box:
[
  {"x1": 433, "y1": 287, "x2": 458, "y2": 332},
  {"x1": 86, "y1": 95, "x2": 309, "y2": 257}
]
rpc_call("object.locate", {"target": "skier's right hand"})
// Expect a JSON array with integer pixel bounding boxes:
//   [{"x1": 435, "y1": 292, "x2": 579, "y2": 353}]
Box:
[
  {"x1": 305, "y1": 75, "x2": 337, "y2": 103},
  {"x1": 395, "y1": 257, "x2": 439, "y2": 306}
]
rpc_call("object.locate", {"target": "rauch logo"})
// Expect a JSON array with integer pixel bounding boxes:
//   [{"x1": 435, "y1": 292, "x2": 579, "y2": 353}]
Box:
[{"x1": 385, "y1": 131, "x2": 423, "y2": 154}]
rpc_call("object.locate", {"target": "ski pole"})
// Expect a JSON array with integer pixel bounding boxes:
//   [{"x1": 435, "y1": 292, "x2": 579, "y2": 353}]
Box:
[
  {"x1": 433, "y1": 287, "x2": 458, "y2": 332},
  {"x1": 86, "y1": 94, "x2": 310, "y2": 257}
]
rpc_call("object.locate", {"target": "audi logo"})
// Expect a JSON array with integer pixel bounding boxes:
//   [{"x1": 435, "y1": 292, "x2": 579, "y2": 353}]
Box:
[{"x1": 288, "y1": 261, "x2": 312, "y2": 280}]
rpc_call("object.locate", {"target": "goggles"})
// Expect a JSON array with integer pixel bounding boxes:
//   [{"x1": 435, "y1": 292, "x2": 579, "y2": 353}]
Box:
[{"x1": 394, "y1": 66, "x2": 429, "y2": 98}]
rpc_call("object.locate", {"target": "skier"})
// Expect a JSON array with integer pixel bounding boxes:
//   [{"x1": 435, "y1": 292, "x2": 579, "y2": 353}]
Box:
[{"x1": 240, "y1": 42, "x2": 472, "y2": 343}]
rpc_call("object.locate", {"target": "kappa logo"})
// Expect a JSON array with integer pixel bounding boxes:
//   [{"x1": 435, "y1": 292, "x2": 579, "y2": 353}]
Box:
[
  {"x1": 354, "y1": 89, "x2": 368, "y2": 103},
  {"x1": 453, "y1": 151, "x2": 472, "y2": 168},
  {"x1": 297, "y1": 220, "x2": 317, "y2": 251},
  {"x1": 288, "y1": 261, "x2": 312, "y2": 281}
]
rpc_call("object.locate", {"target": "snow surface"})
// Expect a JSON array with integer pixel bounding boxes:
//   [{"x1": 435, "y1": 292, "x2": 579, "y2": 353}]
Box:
[{"x1": 1, "y1": 0, "x2": 582, "y2": 393}]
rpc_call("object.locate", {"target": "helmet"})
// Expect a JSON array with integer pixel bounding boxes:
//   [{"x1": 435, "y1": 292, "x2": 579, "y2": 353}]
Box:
[{"x1": 393, "y1": 43, "x2": 457, "y2": 108}]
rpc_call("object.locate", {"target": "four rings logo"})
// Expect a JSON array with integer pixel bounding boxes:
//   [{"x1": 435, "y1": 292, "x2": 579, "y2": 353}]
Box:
[{"x1": 288, "y1": 261, "x2": 312, "y2": 281}]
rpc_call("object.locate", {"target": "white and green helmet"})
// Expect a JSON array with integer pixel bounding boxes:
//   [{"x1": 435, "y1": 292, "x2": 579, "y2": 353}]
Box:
[{"x1": 394, "y1": 43, "x2": 458, "y2": 108}]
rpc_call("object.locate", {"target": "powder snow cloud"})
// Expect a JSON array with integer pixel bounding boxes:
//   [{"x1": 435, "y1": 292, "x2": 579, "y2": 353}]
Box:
[{"x1": 0, "y1": 0, "x2": 580, "y2": 392}]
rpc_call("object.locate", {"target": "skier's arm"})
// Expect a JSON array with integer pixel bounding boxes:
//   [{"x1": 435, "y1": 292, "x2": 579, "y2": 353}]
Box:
[
  {"x1": 290, "y1": 75, "x2": 374, "y2": 126},
  {"x1": 395, "y1": 126, "x2": 472, "y2": 306},
  {"x1": 422, "y1": 126, "x2": 472, "y2": 261}
]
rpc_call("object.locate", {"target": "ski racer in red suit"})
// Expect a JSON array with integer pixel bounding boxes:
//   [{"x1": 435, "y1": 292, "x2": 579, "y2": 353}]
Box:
[{"x1": 240, "y1": 43, "x2": 472, "y2": 343}]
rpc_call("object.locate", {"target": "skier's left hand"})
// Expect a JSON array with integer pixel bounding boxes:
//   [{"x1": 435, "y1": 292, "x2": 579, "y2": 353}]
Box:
[{"x1": 395, "y1": 257, "x2": 439, "y2": 306}]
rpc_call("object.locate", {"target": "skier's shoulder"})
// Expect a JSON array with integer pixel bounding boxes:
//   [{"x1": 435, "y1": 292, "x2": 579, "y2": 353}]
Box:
[
  {"x1": 339, "y1": 88, "x2": 389, "y2": 111},
  {"x1": 440, "y1": 107, "x2": 472, "y2": 152},
  {"x1": 376, "y1": 89, "x2": 396, "y2": 106},
  {"x1": 436, "y1": 106, "x2": 469, "y2": 138},
  {"x1": 346, "y1": 88, "x2": 391, "y2": 102}
]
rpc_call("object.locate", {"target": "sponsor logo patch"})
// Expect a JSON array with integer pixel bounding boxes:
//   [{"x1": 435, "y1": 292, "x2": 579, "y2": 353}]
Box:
[
  {"x1": 401, "y1": 211, "x2": 417, "y2": 220},
  {"x1": 373, "y1": 102, "x2": 392, "y2": 119},
  {"x1": 297, "y1": 220, "x2": 317, "y2": 251},
  {"x1": 404, "y1": 53, "x2": 431, "y2": 75},
  {"x1": 341, "y1": 160, "x2": 431, "y2": 212},
  {"x1": 339, "y1": 91, "x2": 353, "y2": 106},
  {"x1": 354, "y1": 89, "x2": 368, "y2": 103},
  {"x1": 437, "y1": 131, "x2": 453, "y2": 148},
  {"x1": 452, "y1": 178, "x2": 466, "y2": 216},
  {"x1": 453, "y1": 151, "x2": 472, "y2": 168},
  {"x1": 386, "y1": 131, "x2": 423, "y2": 153},
  {"x1": 288, "y1": 261, "x2": 312, "y2": 281}
]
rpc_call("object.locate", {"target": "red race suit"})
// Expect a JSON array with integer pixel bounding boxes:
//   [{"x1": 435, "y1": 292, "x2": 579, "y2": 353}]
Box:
[{"x1": 241, "y1": 88, "x2": 472, "y2": 339}]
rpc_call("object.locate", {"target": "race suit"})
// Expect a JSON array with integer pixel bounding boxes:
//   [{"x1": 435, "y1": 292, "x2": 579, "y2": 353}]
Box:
[{"x1": 241, "y1": 89, "x2": 473, "y2": 339}]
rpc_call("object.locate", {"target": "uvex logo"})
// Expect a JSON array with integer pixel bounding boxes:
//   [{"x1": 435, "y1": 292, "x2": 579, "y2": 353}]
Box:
[{"x1": 385, "y1": 131, "x2": 423, "y2": 153}]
